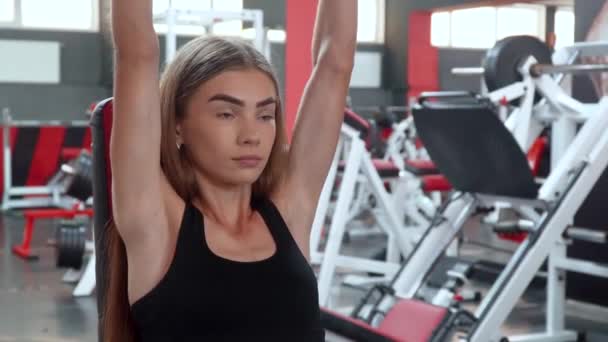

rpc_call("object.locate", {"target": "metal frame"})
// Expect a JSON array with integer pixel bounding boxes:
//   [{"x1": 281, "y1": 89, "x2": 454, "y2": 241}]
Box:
[
  {"x1": 381, "y1": 100, "x2": 608, "y2": 342},
  {"x1": 154, "y1": 5, "x2": 269, "y2": 65},
  {"x1": 62, "y1": 239, "x2": 96, "y2": 297},
  {"x1": 501, "y1": 43, "x2": 608, "y2": 342},
  {"x1": 469, "y1": 100, "x2": 608, "y2": 341},
  {"x1": 311, "y1": 123, "x2": 443, "y2": 306},
  {"x1": 378, "y1": 44, "x2": 608, "y2": 341},
  {"x1": 383, "y1": 116, "x2": 429, "y2": 170},
  {"x1": 313, "y1": 125, "x2": 406, "y2": 306},
  {"x1": 1, "y1": 108, "x2": 87, "y2": 211}
]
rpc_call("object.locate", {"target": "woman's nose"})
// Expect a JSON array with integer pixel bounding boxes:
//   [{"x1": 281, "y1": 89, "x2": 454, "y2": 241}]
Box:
[{"x1": 238, "y1": 119, "x2": 261, "y2": 146}]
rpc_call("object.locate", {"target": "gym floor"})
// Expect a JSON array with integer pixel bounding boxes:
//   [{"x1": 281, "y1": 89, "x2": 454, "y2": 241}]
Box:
[{"x1": 1, "y1": 212, "x2": 608, "y2": 342}]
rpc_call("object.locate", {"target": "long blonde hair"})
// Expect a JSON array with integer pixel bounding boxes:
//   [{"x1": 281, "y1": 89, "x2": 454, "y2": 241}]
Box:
[{"x1": 102, "y1": 36, "x2": 288, "y2": 342}]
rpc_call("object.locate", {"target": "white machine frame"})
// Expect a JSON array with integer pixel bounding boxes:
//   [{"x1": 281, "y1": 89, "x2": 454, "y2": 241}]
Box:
[
  {"x1": 311, "y1": 123, "x2": 441, "y2": 306},
  {"x1": 1, "y1": 107, "x2": 98, "y2": 296},
  {"x1": 62, "y1": 239, "x2": 96, "y2": 297},
  {"x1": 1, "y1": 108, "x2": 86, "y2": 211},
  {"x1": 381, "y1": 42, "x2": 608, "y2": 342},
  {"x1": 383, "y1": 116, "x2": 429, "y2": 170},
  {"x1": 154, "y1": 5, "x2": 270, "y2": 65}
]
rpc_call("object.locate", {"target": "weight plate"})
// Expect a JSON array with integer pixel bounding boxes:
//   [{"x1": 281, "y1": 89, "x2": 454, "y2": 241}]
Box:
[
  {"x1": 65, "y1": 173, "x2": 93, "y2": 202},
  {"x1": 483, "y1": 35, "x2": 552, "y2": 103},
  {"x1": 56, "y1": 222, "x2": 87, "y2": 269},
  {"x1": 64, "y1": 151, "x2": 93, "y2": 201}
]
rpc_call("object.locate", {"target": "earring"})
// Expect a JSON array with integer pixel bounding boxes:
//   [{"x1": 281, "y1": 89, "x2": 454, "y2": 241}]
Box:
[{"x1": 176, "y1": 142, "x2": 182, "y2": 150}]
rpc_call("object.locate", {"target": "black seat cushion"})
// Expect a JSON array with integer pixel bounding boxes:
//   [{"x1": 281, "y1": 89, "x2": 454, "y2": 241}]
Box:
[{"x1": 412, "y1": 96, "x2": 537, "y2": 199}]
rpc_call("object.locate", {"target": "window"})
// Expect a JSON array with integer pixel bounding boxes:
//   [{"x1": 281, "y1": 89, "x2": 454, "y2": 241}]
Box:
[
  {"x1": 432, "y1": 4, "x2": 546, "y2": 49},
  {"x1": 554, "y1": 8, "x2": 575, "y2": 49},
  {"x1": 358, "y1": 0, "x2": 385, "y2": 43},
  {"x1": 431, "y1": 11, "x2": 450, "y2": 47},
  {"x1": 0, "y1": 0, "x2": 15, "y2": 22},
  {"x1": 497, "y1": 6, "x2": 544, "y2": 40},
  {"x1": 0, "y1": 0, "x2": 98, "y2": 31},
  {"x1": 21, "y1": 0, "x2": 96, "y2": 30},
  {"x1": 451, "y1": 7, "x2": 496, "y2": 49}
]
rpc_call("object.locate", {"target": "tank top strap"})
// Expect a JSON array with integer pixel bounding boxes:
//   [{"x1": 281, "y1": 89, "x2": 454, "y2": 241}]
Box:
[
  {"x1": 251, "y1": 196, "x2": 294, "y2": 249},
  {"x1": 176, "y1": 201, "x2": 206, "y2": 254}
]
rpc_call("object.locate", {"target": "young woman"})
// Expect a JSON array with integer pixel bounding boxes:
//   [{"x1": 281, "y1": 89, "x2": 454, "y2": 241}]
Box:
[{"x1": 104, "y1": 0, "x2": 356, "y2": 341}]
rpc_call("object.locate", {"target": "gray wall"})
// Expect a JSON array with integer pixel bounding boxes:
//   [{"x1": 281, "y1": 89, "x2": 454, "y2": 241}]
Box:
[
  {"x1": 438, "y1": 48, "x2": 485, "y2": 92},
  {"x1": 0, "y1": 30, "x2": 111, "y2": 121},
  {"x1": 349, "y1": 44, "x2": 394, "y2": 110},
  {"x1": 573, "y1": 0, "x2": 606, "y2": 102},
  {"x1": 575, "y1": 0, "x2": 605, "y2": 40},
  {"x1": 243, "y1": 0, "x2": 286, "y2": 29}
]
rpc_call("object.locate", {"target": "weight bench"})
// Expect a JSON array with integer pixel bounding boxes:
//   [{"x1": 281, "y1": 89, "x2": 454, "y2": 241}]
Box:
[
  {"x1": 12, "y1": 207, "x2": 93, "y2": 260},
  {"x1": 323, "y1": 88, "x2": 608, "y2": 341},
  {"x1": 90, "y1": 98, "x2": 114, "y2": 341},
  {"x1": 342, "y1": 110, "x2": 449, "y2": 187},
  {"x1": 322, "y1": 299, "x2": 454, "y2": 342},
  {"x1": 404, "y1": 159, "x2": 439, "y2": 176},
  {"x1": 414, "y1": 93, "x2": 607, "y2": 341},
  {"x1": 11, "y1": 146, "x2": 97, "y2": 298},
  {"x1": 12, "y1": 150, "x2": 95, "y2": 261},
  {"x1": 344, "y1": 109, "x2": 372, "y2": 144},
  {"x1": 312, "y1": 112, "x2": 450, "y2": 306},
  {"x1": 338, "y1": 110, "x2": 452, "y2": 222},
  {"x1": 337, "y1": 159, "x2": 451, "y2": 192}
]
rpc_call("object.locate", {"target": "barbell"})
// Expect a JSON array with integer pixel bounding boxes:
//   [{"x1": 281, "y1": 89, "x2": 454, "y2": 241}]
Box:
[{"x1": 452, "y1": 35, "x2": 608, "y2": 93}]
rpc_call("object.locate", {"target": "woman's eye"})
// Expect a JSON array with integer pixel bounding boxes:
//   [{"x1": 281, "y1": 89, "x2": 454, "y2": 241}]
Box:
[
  {"x1": 217, "y1": 112, "x2": 234, "y2": 119},
  {"x1": 260, "y1": 113, "x2": 275, "y2": 121}
]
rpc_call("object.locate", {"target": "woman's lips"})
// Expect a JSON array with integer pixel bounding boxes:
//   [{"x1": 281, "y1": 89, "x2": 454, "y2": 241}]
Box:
[{"x1": 233, "y1": 156, "x2": 262, "y2": 167}]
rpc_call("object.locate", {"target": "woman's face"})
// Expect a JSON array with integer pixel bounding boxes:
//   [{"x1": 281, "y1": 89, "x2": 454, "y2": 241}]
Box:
[{"x1": 177, "y1": 68, "x2": 278, "y2": 188}]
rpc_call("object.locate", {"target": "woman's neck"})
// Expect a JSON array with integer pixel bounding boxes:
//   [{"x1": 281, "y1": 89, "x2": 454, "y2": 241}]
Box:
[{"x1": 195, "y1": 178, "x2": 256, "y2": 233}]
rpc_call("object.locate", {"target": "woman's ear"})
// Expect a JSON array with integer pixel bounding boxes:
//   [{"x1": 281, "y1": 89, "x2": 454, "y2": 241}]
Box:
[{"x1": 175, "y1": 123, "x2": 183, "y2": 146}]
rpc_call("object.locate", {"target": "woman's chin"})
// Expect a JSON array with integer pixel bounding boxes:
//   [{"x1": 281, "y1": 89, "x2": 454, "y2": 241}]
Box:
[{"x1": 225, "y1": 170, "x2": 263, "y2": 186}]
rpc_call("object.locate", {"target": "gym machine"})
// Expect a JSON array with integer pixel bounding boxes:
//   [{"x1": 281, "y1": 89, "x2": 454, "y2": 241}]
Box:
[
  {"x1": 11, "y1": 149, "x2": 97, "y2": 297},
  {"x1": 311, "y1": 110, "x2": 450, "y2": 307},
  {"x1": 153, "y1": 2, "x2": 270, "y2": 65},
  {"x1": 322, "y1": 36, "x2": 608, "y2": 342},
  {"x1": 1, "y1": 108, "x2": 89, "y2": 211}
]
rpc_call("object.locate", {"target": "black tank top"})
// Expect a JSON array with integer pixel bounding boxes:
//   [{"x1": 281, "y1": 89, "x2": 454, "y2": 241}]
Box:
[{"x1": 130, "y1": 197, "x2": 325, "y2": 341}]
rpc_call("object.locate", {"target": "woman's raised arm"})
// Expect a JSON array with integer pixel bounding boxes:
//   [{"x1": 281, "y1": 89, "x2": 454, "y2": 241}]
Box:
[{"x1": 110, "y1": 0, "x2": 166, "y2": 241}]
